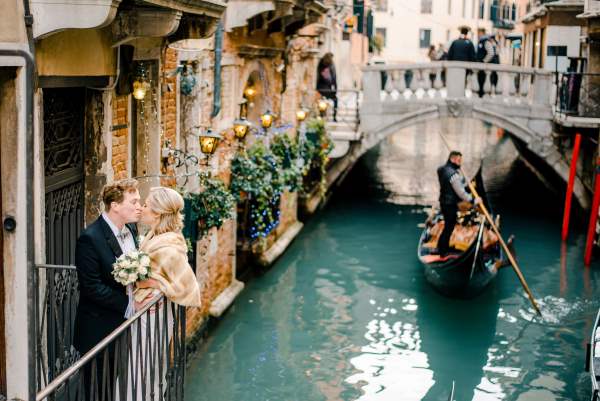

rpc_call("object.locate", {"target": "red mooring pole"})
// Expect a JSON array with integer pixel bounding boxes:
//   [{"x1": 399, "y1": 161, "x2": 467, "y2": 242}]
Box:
[
  {"x1": 562, "y1": 133, "x2": 582, "y2": 241},
  {"x1": 584, "y1": 158, "x2": 600, "y2": 266}
]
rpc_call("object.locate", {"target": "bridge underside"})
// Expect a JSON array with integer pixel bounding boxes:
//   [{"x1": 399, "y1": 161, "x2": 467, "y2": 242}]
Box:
[{"x1": 359, "y1": 100, "x2": 589, "y2": 209}]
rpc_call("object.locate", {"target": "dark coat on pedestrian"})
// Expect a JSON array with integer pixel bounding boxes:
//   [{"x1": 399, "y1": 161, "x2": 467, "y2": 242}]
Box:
[
  {"x1": 447, "y1": 37, "x2": 476, "y2": 62},
  {"x1": 317, "y1": 59, "x2": 337, "y2": 99},
  {"x1": 73, "y1": 217, "x2": 138, "y2": 354}
]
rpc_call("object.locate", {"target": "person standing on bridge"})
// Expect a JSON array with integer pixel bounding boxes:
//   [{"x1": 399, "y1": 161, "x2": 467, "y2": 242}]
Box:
[
  {"x1": 437, "y1": 151, "x2": 481, "y2": 257},
  {"x1": 317, "y1": 52, "x2": 338, "y2": 122},
  {"x1": 447, "y1": 27, "x2": 476, "y2": 62}
]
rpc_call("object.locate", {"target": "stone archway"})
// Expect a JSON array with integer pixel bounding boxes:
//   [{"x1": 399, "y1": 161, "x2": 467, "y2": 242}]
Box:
[{"x1": 358, "y1": 105, "x2": 589, "y2": 209}]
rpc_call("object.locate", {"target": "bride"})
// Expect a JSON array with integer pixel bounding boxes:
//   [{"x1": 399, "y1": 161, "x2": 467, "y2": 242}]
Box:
[{"x1": 120, "y1": 186, "x2": 201, "y2": 401}]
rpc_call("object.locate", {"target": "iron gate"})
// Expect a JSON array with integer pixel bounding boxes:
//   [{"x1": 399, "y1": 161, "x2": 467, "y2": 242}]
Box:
[{"x1": 40, "y1": 88, "x2": 85, "y2": 388}]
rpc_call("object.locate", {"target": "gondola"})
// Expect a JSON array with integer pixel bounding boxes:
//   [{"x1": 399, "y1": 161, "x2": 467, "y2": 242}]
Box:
[
  {"x1": 417, "y1": 170, "x2": 505, "y2": 298},
  {"x1": 588, "y1": 308, "x2": 600, "y2": 400}
]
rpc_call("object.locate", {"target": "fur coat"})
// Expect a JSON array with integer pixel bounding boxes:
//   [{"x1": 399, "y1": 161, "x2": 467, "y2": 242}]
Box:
[{"x1": 134, "y1": 231, "x2": 201, "y2": 307}]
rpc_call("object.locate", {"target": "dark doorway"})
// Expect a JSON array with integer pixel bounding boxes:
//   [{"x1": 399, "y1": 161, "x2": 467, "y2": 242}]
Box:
[{"x1": 42, "y1": 87, "x2": 85, "y2": 382}]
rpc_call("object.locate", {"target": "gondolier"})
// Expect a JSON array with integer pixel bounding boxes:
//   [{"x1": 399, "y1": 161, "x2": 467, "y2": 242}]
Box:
[{"x1": 437, "y1": 151, "x2": 481, "y2": 257}]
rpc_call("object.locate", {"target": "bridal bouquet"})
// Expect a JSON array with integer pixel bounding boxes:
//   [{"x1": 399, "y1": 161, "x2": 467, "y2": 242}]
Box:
[{"x1": 112, "y1": 250, "x2": 151, "y2": 286}]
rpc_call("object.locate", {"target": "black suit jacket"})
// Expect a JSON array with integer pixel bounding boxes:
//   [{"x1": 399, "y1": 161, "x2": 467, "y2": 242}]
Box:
[
  {"x1": 447, "y1": 38, "x2": 476, "y2": 62},
  {"x1": 73, "y1": 216, "x2": 138, "y2": 354}
]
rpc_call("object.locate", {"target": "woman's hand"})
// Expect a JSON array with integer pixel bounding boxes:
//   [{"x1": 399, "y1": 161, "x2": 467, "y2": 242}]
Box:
[
  {"x1": 134, "y1": 291, "x2": 155, "y2": 311},
  {"x1": 136, "y1": 277, "x2": 160, "y2": 289}
]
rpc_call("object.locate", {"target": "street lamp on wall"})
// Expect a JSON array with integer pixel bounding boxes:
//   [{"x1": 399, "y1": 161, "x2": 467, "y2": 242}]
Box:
[
  {"x1": 317, "y1": 99, "x2": 329, "y2": 117},
  {"x1": 260, "y1": 110, "x2": 275, "y2": 129},
  {"x1": 233, "y1": 117, "x2": 251, "y2": 140},
  {"x1": 199, "y1": 128, "x2": 222, "y2": 157},
  {"x1": 132, "y1": 63, "x2": 151, "y2": 100},
  {"x1": 296, "y1": 108, "x2": 308, "y2": 122}
]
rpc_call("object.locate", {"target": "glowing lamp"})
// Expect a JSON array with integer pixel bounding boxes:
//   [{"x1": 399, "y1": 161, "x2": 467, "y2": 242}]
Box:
[
  {"x1": 318, "y1": 99, "x2": 329, "y2": 113},
  {"x1": 199, "y1": 129, "x2": 222, "y2": 155},
  {"x1": 296, "y1": 109, "x2": 308, "y2": 122},
  {"x1": 233, "y1": 118, "x2": 251, "y2": 140},
  {"x1": 244, "y1": 86, "x2": 256, "y2": 100},
  {"x1": 260, "y1": 110, "x2": 274, "y2": 129},
  {"x1": 133, "y1": 79, "x2": 150, "y2": 100}
]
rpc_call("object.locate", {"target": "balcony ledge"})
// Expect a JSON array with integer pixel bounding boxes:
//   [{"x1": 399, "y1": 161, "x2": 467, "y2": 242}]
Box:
[
  {"x1": 141, "y1": 0, "x2": 225, "y2": 18},
  {"x1": 31, "y1": 0, "x2": 121, "y2": 38}
]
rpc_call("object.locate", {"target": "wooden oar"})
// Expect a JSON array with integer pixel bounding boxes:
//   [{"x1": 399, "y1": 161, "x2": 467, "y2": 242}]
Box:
[{"x1": 438, "y1": 133, "x2": 542, "y2": 316}]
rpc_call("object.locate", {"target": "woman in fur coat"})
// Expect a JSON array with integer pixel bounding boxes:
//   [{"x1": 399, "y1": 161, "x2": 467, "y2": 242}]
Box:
[{"x1": 122, "y1": 186, "x2": 201, "y2": 401}]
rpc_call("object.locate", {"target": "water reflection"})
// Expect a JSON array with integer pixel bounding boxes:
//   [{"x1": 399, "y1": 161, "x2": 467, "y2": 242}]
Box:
[{"x1": 185, "y1": 118, "x2": 600, "y2": 401}]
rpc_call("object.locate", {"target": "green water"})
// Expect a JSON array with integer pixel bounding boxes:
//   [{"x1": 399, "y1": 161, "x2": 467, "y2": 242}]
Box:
[{"x1": 185, "y1": 121, "x2": 600, "y2": 401}]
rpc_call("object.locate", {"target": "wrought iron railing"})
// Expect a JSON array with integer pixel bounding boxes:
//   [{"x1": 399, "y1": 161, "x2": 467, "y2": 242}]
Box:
[
  {"x1": 36, "y1": 294, "x2": 186, "y2": 401},
  {"x1": 36, "y1": 264, "x2": 80, "y2": 391},
  {"x1": 554, "y1": 72, "x2": 600, "y2": 118}
]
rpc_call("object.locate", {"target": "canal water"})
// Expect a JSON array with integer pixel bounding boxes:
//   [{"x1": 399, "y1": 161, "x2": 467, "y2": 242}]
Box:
[{"x1": 185, "y1": 119, "x2": 599, "y2": 401}]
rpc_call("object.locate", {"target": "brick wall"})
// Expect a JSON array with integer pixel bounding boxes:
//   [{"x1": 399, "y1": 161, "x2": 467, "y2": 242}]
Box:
[
  {"x1": 112, "y1": 94, "x2": 129, "y2": 180},
  {"x1": 161, "y1": 47, "x2": 179, "y2": 186}
]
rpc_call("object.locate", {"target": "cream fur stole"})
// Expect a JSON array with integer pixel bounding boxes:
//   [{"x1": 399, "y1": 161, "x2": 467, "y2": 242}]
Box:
[{"x1": 134, "y1": 231, "x2": 202, "y2": 307}]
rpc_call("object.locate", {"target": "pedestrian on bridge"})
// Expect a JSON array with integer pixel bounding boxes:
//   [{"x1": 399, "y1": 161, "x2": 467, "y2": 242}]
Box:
[
  {"x1": 447, "y1": 27, "x2": 476, "y2": 62},
  {"x1": 317, "y1": 52, "x2": 338, "y2": 121}
]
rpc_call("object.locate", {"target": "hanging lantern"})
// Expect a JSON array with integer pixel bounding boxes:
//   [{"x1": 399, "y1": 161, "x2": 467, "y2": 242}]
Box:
[
  {"x1": 296, "y1": 109, "x2": 308, "y2": 122},
  {"x1": 233, "y1": 117, "x2": 251, "y2": 140},
  {"x1": 260, "y1": 110, "x2": 274, "y2": 129},
  {"x1": 132, "y1": 63, "x2": 151, "y2": 100},
  {"x1": 317, "y1": 99, "x2": 329, "y2": 113},
  {"x1": 243, "y1": 86, "x2": 256, "y2": 101},
  {"x1": 199, "y1": 129, "x2": 222, "y2": 155}
]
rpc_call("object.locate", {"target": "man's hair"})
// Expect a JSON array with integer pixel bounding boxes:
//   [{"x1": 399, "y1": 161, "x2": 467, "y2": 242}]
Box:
[
  {"x1": 102, "y1": 179, "x2": 139, "y2": 211},
  {"x1": 460, "y1": 27, "x2": 469, "y2": 35},
  {"x1": 448, "y1": 150, "x2": 462, "y2": 160}
]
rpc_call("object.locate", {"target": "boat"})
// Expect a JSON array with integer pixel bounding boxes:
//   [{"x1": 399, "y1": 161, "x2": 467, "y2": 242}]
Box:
[
  {"x1": 588, "y1": 308, "x2": 600, "y2": 400},
  {"x1": 417, "y1": 171, "x2": 505, "y2": 298}
]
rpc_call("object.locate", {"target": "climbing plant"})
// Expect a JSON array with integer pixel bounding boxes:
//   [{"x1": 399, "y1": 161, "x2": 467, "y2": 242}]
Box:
[
  {"x1": 270, "y1": 132, "x2": 303, "y2": 193},
  {"x1": 301, "y1": 118, "x2": 333, "y2": 198},
  {"x1": 230, "y1": 141, "x2": 284, "y2": 240}
]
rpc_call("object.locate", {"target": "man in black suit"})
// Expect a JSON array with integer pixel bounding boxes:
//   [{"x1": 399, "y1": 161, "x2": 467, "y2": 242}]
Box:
[
  {"x1": 73, "y1": 178, "x2": 142, "y2": 399},
  {"x1": 447, "y1": 27, "x2": 476, "y2": 62}
]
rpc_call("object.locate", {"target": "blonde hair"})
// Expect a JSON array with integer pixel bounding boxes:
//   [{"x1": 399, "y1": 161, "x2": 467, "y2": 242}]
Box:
[{"x1": 147, "y1": 187, "x2": 184, "y2": 235}]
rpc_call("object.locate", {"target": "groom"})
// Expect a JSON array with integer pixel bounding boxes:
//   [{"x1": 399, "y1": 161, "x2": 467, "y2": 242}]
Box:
[{"x1": 73, "y1": 179, "x2": 141, "y2": 395}]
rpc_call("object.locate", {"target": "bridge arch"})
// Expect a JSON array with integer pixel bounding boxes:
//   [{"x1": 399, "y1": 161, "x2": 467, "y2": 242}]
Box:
[{"x1": 358, "y1": 104, "x2": 589, "y2": 209}]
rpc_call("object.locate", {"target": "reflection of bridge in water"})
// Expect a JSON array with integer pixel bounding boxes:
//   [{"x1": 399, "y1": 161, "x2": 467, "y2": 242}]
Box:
[{"x1": 328, "y1": 61, "x2": 588, "y2": 209}]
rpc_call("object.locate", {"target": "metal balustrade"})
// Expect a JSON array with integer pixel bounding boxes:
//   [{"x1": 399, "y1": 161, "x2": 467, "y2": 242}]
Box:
[
  {"x1": 35, "y1": 264, "x2": 187, "y2": 401},
  {"x1": 362, "y1": 61, "x2": 552, "y2": 105},
  {"x1": 555, "y1": 72, "x2": 600, "y2": 118}
]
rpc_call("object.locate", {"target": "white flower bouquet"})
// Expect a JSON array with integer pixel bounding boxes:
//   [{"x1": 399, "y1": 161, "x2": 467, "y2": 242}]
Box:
[{"x1": 112, "y1": 250, "x2": 152, "y2": 286}]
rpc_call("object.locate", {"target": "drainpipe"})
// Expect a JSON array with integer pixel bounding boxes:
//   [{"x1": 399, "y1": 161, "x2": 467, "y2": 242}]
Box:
[
  {"x1": 17, "y1": 0, "x2": 37, "y2": 400},
  {"x1": 211, "y1": 21, "x2": 223, "y2": 118}
]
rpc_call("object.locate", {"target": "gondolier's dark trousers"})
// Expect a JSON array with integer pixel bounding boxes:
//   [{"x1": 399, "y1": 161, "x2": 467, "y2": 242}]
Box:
[{"x1": 438, "y1": 204, "x2": 458, "y2": 255}]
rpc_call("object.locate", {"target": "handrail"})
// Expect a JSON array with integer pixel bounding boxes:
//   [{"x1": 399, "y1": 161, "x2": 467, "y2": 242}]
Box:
[
  {"x1": 362, "y1": 61, "x2": 551, "y2": 76},
  {"x1": 36, "y1": 293, "x2": 164, "y2": 401},
  {"x1": 35, "y1": 264, "x2": 76, "y2": 270}
]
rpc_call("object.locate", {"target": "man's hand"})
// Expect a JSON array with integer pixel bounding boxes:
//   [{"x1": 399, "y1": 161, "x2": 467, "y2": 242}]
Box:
[{"x1": 474, "y1": 197, "x2": 483, "y2": 206}]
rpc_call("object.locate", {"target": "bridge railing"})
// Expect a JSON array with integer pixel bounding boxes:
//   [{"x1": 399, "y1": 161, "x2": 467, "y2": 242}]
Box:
[{"x1": 362, "y1": 61, "x2": 553, "y2": 107}]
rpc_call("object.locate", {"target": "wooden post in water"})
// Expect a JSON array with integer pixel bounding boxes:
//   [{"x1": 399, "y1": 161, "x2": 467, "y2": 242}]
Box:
[
  {"x1": 562, "y1": 133, "x2": 582, "y2": 241},
  {"x1": 584, "y1": 158, "x2": 600, "y2": 266}
]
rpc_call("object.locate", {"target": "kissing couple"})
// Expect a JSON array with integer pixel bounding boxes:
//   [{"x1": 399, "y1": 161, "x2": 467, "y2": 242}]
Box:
[{"x1": 73, "y1": 178, "x2": 201, "y2": 401}]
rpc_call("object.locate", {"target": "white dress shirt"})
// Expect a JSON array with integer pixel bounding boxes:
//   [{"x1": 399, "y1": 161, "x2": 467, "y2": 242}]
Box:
[{"x1": 102, "y1": 212, "x2": 137, "y2": 318}]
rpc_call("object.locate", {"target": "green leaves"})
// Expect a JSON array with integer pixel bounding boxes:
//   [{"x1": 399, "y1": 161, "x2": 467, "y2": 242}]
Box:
[{"x1": 183, "y1": 173, "x2": 236, "y2": 235}]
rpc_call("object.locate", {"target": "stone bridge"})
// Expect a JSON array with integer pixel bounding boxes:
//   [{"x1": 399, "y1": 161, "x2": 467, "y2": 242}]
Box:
[{"x1": 348, "y1": 61, "x2": 589, "y2": 208}]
